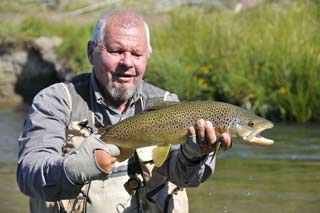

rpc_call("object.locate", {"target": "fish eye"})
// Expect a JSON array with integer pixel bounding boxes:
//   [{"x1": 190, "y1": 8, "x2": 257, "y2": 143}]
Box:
[{"x1": 248, "y1": 121, "x2": 255, "y2": 127}]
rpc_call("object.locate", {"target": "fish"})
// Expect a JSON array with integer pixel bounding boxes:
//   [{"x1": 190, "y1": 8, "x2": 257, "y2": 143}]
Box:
[{"x1": 99, "y1": 101, "x2": 274, "y2": 167}]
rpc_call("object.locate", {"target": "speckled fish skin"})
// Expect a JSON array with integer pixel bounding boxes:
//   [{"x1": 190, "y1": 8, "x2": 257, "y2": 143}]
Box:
[{"x1": 100, "y1": 101, "x2": 274, "y2": 152}]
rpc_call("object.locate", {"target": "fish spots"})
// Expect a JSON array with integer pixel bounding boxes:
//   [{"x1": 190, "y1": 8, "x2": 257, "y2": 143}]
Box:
[{"x1": 101, "y1": 100, "x2": 273, "y2": 148}]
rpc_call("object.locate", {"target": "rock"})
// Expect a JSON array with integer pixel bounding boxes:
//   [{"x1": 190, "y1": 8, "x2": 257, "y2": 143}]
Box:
[{"x1": 0, "y1": 36, "x2": 69, "y2": 105}]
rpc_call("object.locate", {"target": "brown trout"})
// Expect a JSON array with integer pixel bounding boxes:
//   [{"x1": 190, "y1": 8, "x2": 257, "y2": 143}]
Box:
[{"x1": 99, "y1": 101, "x2": 274, "y2": 166}]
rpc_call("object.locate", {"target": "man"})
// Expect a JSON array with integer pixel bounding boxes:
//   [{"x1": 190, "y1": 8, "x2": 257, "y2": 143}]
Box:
[{"x1": 17, "y1": 10, "x2": 232, "y2": 213}]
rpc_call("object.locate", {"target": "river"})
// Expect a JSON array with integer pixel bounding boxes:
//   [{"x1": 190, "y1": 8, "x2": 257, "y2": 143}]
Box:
[{"x1": 0, "y1": 107, "x2": 319, "y2": 212}]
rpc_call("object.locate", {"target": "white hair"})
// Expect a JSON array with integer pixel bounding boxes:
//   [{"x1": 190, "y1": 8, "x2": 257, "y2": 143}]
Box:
[{"x1": 90, "y1": 11, "x2": 152, "y2": 57}]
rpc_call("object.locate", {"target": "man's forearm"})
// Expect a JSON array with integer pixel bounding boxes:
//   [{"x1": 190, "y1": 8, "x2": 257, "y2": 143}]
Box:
[
  {"x1": 17, "y1": 152, "x2": 82, "y2": 201},
  {"x1": 16, "y1": 83, "x2": 80, "y2": 201}
]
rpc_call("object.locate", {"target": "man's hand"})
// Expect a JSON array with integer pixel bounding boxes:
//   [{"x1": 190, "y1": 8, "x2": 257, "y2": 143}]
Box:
[
  {"x1": 181, "y1": 119, "x2": 232, "y2": 161},
  {"x1": 95, "y1": 150, "x2": 118, "y2": 173},
  {"x1": 63, "y1": 134, "x2": 120, "y2": 185}
]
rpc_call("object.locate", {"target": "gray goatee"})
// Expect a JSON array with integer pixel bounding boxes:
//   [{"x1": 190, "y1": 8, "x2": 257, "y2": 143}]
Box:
[{"x1": 106, "y1": 81, "x2": 137, "y2": 102}]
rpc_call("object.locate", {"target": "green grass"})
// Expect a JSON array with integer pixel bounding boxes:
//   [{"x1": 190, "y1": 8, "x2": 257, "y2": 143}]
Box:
[
  {"x1": 146, "y1": 0, "x2": 320, "y2": 123},
  {"x1": 0, "y1": 0, "x2": 319, "y2": 123}
]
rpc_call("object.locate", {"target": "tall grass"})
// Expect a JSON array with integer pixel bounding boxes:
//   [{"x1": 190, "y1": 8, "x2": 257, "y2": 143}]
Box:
[
  {"x1": 145, "y1": 1, "x2": 320, "y2": 122},
  {"x1": 1, "y1": 1, "x2": 319, "y2": 123},
  {"x1": 0, "y1": 16, "x2": 93, "y2": 72}
]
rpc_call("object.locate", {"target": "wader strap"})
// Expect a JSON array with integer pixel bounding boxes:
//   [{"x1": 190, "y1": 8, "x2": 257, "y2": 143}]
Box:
[
  {"x1": 164, "y1": 186, "x2": 181, "y2": 213},
  {"x1": 59, "y1": 74, "x2": 94, "y2": 213},
  {"x1": 57, "y1": 183, "x2": 91, "y2": 213},
  {"x1": 61, "y1": 83, "x2": 72, "y2": 114},
  {"x1": 127, "y1": 151, "x2": 143, "y2": 177},
  {"x1": 123, "y1": 96, "x2": 145, "y2": 210},
  {"x1": 145, "y1": 181, "x2": 167, "y2": 203},
  {"x1": 126, "y1": 152, "x2": 144, "y2": 212},
  {"x1": 58, "y1": 201, "x2": 67, "y2": 213},
  {"x1": 134, "y1": 96, "x2": 144, "y2": 115}
]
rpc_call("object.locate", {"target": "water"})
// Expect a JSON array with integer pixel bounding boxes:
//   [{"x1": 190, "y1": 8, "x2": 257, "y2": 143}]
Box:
[
  {"x1": 221, "y1": 123, "x2": 320, "y2": 161},
  {"x1": 0, "y1": 108, "x2": 319, "y2": 212},
  {"x1": 0, "y1": 106, "x2": 29, "y2": 212},
  {"x1": 188, "y1": 123, "x2": 320, "y2": 212},
  {"x1": 0, "y1": 108, "x2": 27, "y2": 163}
]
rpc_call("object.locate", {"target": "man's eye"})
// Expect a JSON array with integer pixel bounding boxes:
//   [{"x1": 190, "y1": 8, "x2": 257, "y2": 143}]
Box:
[
  {"x1": 132, "y1": 52, "x2": 142, "y2": 57},
  {"x1": 108, "y1": 49, "x2": 122, "y2": 54}
]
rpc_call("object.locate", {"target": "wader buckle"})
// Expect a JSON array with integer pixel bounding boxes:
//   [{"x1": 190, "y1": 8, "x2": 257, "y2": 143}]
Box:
[{"x1": 124, "y1": 176, "x2": 142, "y2": 194}]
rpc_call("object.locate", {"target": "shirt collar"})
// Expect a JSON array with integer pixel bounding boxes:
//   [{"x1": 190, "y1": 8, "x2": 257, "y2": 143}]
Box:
[{"x1": 90, "y1": 71, "x2": 104, "y2": 104}]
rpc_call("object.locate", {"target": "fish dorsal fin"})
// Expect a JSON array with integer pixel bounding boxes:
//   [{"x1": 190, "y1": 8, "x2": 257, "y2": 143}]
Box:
[
  {"x1": 152, "y1": 144, "x2": 171, "y2": 167},
  {"x1": 145, "y1": 98, "x2": 179, "y2": 111}
]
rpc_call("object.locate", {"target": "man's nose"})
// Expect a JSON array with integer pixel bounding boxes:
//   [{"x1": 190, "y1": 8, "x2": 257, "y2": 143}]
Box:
[{"x1": 119, "y1": 52, "x2": 133, "y2": 67}]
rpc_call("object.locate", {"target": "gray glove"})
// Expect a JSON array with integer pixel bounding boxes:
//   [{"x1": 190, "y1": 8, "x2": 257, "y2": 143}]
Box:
[
  {"x1": 63, "y1": 133, "x2": 120, "y2": 185},
  {"x1": 181, "y1": 134, "x2": 214, "y2": 161}
]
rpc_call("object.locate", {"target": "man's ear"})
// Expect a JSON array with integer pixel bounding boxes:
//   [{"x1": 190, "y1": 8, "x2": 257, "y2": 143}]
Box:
[{"x1": 87, "y1": 41, "x2": 95, "y2": 65}]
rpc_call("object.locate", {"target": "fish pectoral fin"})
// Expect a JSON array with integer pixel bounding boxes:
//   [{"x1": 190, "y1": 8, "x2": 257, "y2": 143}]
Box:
[
  {"x1": 152, "y1": 144, "x2": 171, "y2": 167},
  {"x1": 117, "y1": 147, "x2": 135, "y2": 162}
]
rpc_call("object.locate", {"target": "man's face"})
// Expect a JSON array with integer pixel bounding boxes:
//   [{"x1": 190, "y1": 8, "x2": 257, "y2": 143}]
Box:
[{"x1": 89, "y1": 18, "x2": 148, "y2": 102}]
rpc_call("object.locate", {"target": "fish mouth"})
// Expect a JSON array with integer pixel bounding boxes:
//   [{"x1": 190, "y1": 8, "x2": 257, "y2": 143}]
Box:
[
  {"x1": 249, "y1": 134, "x2": 274, "y2": 146},
  {"x1": 244, "y1": 124, "x2": 274, "y2": 146}
]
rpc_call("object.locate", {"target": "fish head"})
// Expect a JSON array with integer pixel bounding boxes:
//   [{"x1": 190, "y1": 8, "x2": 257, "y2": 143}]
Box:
[{"x1": 229, "y1": 110, "x2": 274, "y2": 146}]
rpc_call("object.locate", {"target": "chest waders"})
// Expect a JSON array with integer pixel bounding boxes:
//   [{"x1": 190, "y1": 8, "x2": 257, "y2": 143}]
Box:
[{"x1": 35, "y1": 73, "x2": 188, "y2": 213}]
